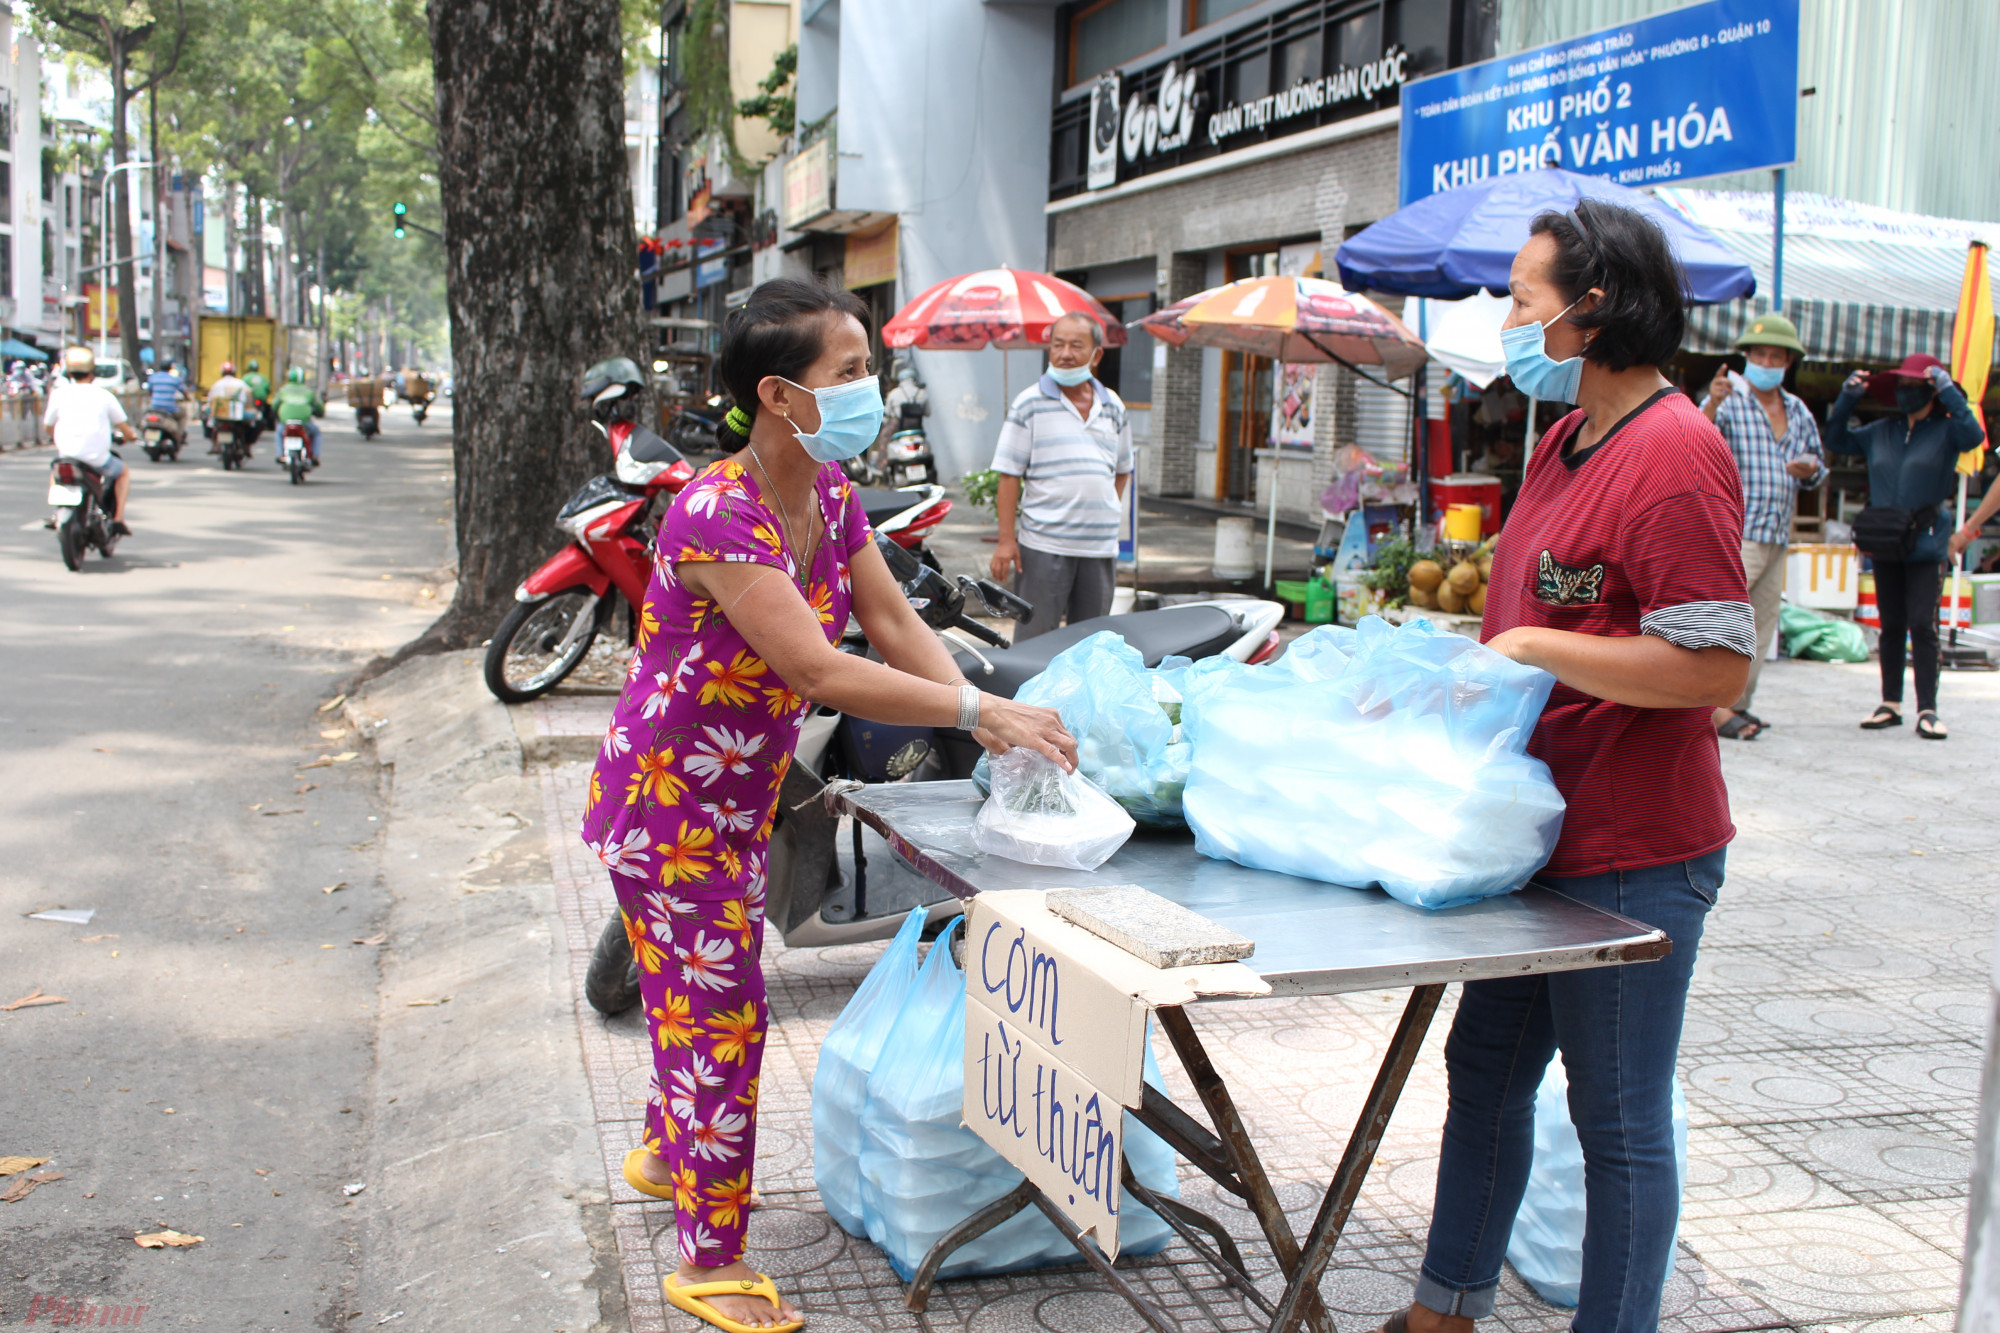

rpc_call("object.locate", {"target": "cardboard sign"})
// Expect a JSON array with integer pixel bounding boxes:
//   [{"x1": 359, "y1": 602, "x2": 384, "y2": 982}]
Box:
[
  {"x1": 966, "y1": 894, "x2": 1152, "y2": 1108},
  {"x1": 963, "y1": 997, "x2": 1128, "y2": 1257}
]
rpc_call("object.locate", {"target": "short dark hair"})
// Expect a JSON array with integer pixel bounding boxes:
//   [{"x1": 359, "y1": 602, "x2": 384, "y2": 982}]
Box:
[
  {"x1": 715, "y1": 277, "x2": 871, "y2": 451},
  {"x1": 1527, "y1": 200, "x2": 1686, "y2": 372}
]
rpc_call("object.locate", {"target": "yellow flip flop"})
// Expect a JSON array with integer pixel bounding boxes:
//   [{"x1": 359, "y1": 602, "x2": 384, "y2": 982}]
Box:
[
  {"x1": 622, "y1": 1149, "x2": 675, "y2": 1201},
  {"x1": 662, "y1": 1271, "x2": 803, "y2": 1333}
]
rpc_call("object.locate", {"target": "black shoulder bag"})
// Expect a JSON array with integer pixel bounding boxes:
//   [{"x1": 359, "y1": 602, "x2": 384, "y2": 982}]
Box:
[{"x1": 1851, "y1": 504, "x2": 1937, "y2": 560}]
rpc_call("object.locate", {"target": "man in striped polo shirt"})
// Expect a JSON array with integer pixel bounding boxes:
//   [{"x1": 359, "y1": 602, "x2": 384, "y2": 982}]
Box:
[{"x1": 989, "y1": 312, "x2": 1133, "y2": 641}]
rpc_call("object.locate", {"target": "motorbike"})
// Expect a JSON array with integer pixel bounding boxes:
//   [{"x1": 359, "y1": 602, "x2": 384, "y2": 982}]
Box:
[
  {"x1": 279, "y1": 421, "x2": 312, "y2": 484},
  {"x1": 141, "y1": 408, "x2": 185, "y2": 463},
  {"x1": 581, "y1": 538, "x2": 1286, "y2": 1013},
  {"x1": 665, "y1": 396, "x2": 728, "y2": 457},
  {"x1": 880, "y1": 400, "x2": 937, "y2": 487},
  {"x1": 483, "y1": 421, "x2": 697, "y2": 703},
  {"x1": 47, "y1": 457, "x2": 122, "y2": 570},
  {"x1": 212, "y1": 400, "x2": 255, "y2": 470},
  {"x1": 355, "y1": 405, "x2": 381, "y2": 438},
  {"x1": 411, "y1": 392, "x2": 436, "y2": 426}
]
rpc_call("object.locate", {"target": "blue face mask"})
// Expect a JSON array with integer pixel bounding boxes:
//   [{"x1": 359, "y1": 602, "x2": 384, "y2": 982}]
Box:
[
  {"x1": 1742, "y1": 362, "x2": 1787, "y2": 392},
  {"x1": 1048, "y1": 362, "x2": 1095, "y2": 387},
  {"x1": 1499, "y1": 294, "x2": 1588, "y2": 403},
  {"x1": 782, "y1": 375, "x2": 883, "y2": 463}
]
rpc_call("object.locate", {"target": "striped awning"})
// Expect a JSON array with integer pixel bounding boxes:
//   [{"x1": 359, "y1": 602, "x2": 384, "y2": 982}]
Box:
[{"x1": 1657, "y1": 189, "x2": 2000, "y2": 368}]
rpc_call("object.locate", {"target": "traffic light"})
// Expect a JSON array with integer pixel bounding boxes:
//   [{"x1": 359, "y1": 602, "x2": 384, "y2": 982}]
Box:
[{"x1": 392, "y1": 201, "x2": 407, "y2": 238}]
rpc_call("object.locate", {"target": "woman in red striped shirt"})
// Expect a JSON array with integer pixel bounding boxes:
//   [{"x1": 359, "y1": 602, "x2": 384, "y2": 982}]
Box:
[{"x1": 1384, "y1": 199, "x2": 1754, "y2": 1333}]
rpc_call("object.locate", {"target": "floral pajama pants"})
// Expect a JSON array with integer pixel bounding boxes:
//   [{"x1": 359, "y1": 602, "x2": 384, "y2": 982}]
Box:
[{"x1": 616, "y1": 885, "x2": 768, "y2": 1267}]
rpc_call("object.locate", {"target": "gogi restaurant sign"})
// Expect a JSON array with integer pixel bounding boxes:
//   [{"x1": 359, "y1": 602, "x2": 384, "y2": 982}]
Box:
[{"x1": 1397, "y1": 0, "x2": 1798, "y2": 205}]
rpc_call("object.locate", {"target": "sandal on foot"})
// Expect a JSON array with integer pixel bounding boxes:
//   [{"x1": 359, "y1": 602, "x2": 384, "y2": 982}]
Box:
[
  {"x1": 1718, "y1": 710, "x2": 1763, "y2": 740},
  {"x1": 621, "y1": 1148, "x2": 674, "y2": 1201},
  {"x1": 1917, "y1": 711, "x2": 1948, "y2": 741},
  {"x1": 663, "y1": 1272, "x2": 803, "y2": 1333},
  {"x1": 1860, "y1": 705, "x2": 1903, "y2": 730}
]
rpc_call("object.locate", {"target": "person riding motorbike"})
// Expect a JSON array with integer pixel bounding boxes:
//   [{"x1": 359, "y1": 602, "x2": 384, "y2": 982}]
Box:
[
  {"x1": 46, "y1": 345, "x2": 137, "y2": 533},
  {"x1": 242, "y1": 358, "x2": 274, "y2": 431},
  {"x1": 208, "y1": 361, "x2": 254, "y2": 455},
  {"x1": 147, "y1": 357, "x2": 189, "y2": 435},
  {"x1": 273, "y1": 366, "x2": 326, "y2": 466}
]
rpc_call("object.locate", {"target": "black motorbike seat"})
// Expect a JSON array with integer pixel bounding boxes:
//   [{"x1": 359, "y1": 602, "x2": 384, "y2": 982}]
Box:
[
  {"x1": 625, "y1": 425, "x2": 684, "y2": 464},
  {"x1": 951, "y1": 604, "x2": 1244, "y2": 699},
  {"x1": 857, "y1": 488, "x2": 919, "y2": 528}
]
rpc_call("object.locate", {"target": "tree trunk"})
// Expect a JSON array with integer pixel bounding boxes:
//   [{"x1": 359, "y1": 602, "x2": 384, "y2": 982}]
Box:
[
  {"x1": 110, "y1": 48, "x2": 142, "y2": 371},
  {"x1": 244, "y1": 190, "x2": 266, "y2": 317},
  {"x1": 423, "y1": 0, "x2": 640, "y2": 650}
]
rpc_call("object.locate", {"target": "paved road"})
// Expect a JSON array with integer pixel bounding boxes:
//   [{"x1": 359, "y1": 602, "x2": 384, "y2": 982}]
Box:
[{"x1": 0, "y1": 402, "x2": 454, "y2": 1329}]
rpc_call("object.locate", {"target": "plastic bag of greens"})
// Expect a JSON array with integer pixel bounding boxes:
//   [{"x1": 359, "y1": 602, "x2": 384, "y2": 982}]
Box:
[
  {"x1": 1779, "y1": 601, "x2": 1870, "y2": 663},
  {"x1": 812, "y1": 907, "x2": 926, "y2": 1235},
  {"x1": 1506, "y1": 1061, "x2": 1688, "y2": 1307},
  {"x1": 1182, "y1": 617, "x2": 1564, "y2": 909},
  {"x1": 856, "y1": 917, "x2": 1179, "y2": 1279},
  {"x1": 974, "y1": 632, "x2": 1193, "y2": 827},
  {"x1": 973, "y1": 748, "x2": 1135, "y2": 871}
]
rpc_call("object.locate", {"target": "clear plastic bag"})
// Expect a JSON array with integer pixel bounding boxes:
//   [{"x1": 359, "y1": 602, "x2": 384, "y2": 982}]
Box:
[
  {"x1": 811, "y1": 907, "x2": 926, "y2": 1235},
  {"x1": 974, "y1": 632, "x2": 1193, "y2": 827},
  {"x1": 973, "y1": 748, "x2": 1135, "y2": 871},
  {"x1": 1505, "y1": 1061, "x2": 1688, "y2": 1307},
  {"x1": 1181, "y1": 617, "x2": 1565, "y2": 909},
  {"x1": 855, "y1": 917, "x2": 1178, "y2": 1280}
]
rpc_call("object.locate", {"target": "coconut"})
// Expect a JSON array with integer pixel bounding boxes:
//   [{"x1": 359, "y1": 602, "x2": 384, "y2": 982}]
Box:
[
  {"x1": 1468, "y1": 584, "x2": 1487, "y2": 615},
  {"x1": 1447, "y1": 561, "x2": 1481, "y2": 595},
  {"x1": 1475, "y1": 555, "x2": 1493, "y2": 582},
  {"x1": 1436, "y1": 582, "x2": 1468, "y2": 614},
  {"x1": 1406, "y1": 583, "x2": 1438, "y2": 609},
  {"x1": 1408, "y1": 560, "x2": 1445, "y2": 593}
]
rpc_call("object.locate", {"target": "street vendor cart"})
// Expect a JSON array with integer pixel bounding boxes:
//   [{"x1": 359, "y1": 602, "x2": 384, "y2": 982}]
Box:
[{"x1": 829, "y1": 780, "x2": 1669, "y2": 1333}]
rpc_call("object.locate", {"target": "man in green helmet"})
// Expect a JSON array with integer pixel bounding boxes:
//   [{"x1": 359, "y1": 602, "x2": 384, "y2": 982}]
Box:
[
  {"x1": 1698, "y1": 312, "x2": 1826, "y2": 740},
  {"x1": 273, "y1": 365, "x2": 326, "y2": 466},
  {"x1": 242, "y1": 357, "x2": 274, "y2": 431}
]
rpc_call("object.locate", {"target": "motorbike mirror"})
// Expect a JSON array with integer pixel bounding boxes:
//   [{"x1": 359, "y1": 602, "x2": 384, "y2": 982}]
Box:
[{"x1": 963, "y1": 576, "x2": 1034, "y2": 621}]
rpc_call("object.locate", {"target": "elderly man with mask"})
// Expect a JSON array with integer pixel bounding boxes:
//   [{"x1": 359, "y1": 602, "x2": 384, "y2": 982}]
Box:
[
  {"x1": 989, "y1": 311, "x2": 1132, "y2": 641},
  {"x1": 1699, "y1": 313, "x2": 1826, "y2": 740}
]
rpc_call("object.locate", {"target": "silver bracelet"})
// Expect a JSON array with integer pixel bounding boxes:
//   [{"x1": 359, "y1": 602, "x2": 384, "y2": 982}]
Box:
[{"x1": 957, "y1": 684, "x2": 981, "y2": 732}]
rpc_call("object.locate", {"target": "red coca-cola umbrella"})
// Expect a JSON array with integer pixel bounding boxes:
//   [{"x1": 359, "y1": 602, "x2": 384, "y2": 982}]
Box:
[{"x1": 883, "y1": 268, "x2": 1128, "y2": 351}]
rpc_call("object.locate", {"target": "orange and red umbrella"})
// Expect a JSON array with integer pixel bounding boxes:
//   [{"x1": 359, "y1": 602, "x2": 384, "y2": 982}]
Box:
[
  {"x1": 1137, "y1": 275, "x2": 1428, "y2": 381},
  {"x1": 883, "y1": 268, "x2": 1128, "y2": 351}
]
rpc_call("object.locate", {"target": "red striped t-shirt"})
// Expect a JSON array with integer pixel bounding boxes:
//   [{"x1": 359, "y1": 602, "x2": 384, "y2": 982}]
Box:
[{"x1": 1480, "y1": 389, "x2": 1752, "y2": 878}]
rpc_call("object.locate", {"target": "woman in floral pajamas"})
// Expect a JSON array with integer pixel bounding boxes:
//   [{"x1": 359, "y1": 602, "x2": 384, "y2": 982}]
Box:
[{"x1": 582, "y1": 278, "x2": 1075, "y2": 1333}]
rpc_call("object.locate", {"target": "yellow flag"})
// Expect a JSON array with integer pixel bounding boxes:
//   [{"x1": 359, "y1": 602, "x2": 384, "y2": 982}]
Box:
[{"x1": 1951, "y1": 240, "x2": 1992, "y2": 474}]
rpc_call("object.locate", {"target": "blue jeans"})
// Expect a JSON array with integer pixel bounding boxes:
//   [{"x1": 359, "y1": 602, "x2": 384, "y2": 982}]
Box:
[{"x1": 1415, "y1": 849, "x2": 1724, "y2": 1333}]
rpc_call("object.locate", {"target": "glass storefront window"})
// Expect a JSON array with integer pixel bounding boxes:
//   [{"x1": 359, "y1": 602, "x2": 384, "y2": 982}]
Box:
[
  {"x1": 1070, "y1": 0, "x2": 1168, "y2": 84},
  {"x1": 1190, "y1": 0, "x2": 1259, "y2": 29}
]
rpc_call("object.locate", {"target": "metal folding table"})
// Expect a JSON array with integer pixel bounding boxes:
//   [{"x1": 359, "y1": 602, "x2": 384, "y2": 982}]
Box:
[{"x1": 832, "y1": 781, "x2": 1670, "y2": 1333}]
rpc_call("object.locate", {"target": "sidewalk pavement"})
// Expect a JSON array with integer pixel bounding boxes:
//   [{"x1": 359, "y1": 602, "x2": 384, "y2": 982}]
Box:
[{"x1": 504, "y1": 649, "x2": 1999, "y2": 1333}]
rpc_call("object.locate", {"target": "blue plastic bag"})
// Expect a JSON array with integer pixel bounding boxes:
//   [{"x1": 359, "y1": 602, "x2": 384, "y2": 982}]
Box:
[
  {"x1": 1505, "y1": 1062, "x2": 1689, "y2": 1307},
  {"x1": 853, "y1": 917, "x2": 1180, "y2": 1280},
  {"x1": 975, "y1": 632, "x2": 1194, "y2": 827},
  {"x1": 1181, "y1": 617, "x2": 1566, "y2": 909},
  {"x1": 811, "y1": 907, "x2": 927, "y2": 1236}
]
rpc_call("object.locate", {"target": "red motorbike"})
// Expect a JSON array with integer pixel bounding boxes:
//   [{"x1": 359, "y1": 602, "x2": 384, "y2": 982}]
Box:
[{"x1": 484, "y1": 418, "x2": 698, "y2": 702}]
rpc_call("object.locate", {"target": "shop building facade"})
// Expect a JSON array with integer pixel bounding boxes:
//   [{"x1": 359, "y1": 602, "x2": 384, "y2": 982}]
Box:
[{"x1": 1047, "y1": 0, "x2": 1495, "y2": 521}]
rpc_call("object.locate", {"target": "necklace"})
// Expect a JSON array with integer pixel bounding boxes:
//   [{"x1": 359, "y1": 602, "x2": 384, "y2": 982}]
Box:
[{"x1": 745, "y1": 445, "x2": 820, "y2": 588}]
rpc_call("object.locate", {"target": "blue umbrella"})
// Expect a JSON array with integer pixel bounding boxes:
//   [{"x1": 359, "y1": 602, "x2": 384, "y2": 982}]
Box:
[
  {"x1": 1335, "y1": 169, "x2": 1756, "y2": 304},
  {"x1": 0, "y1": 338, "x2": 49, "y2": 362}
]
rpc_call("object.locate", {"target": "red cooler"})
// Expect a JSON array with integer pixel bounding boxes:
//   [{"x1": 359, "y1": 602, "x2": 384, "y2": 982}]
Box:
[{"x1": 1432, "y1": 474, "x2": 1502, "y2": 536}]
